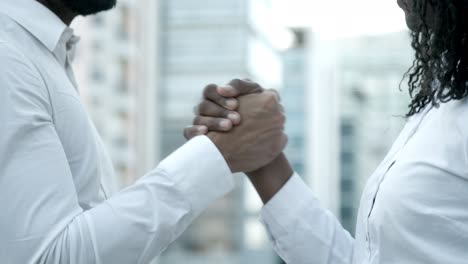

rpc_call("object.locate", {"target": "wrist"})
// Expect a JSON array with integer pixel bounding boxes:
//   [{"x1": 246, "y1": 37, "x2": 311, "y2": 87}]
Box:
[
  {"x1": 246, "y1": 153, "x2": 294, "y2": 204},
  {"x1": 207, "y1": 132, "x2": 227, "y2": 158},
  {"x1": 247, "y1": 153, "x2": 293, "y2": 179}
]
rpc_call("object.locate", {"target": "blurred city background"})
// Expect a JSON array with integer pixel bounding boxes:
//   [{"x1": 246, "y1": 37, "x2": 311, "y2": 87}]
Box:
[{"x1": 71, "y1": 0, "x2": 414, "y2": 263}]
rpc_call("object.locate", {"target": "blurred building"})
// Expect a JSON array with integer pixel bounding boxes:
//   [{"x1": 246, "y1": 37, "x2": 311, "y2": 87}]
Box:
[
  {"x1": 71, "y1": 0, "x2": 413, "y2": 261},
  {"x1": 336, "y1": 31, "x2": 413, "y2": 233},
  {"x1": 282, "y1": 29, "x2": 309, "y2": 177},
  {"x1": 73, "y1": 0, "x2": 292, "y2": 263},
  {"x1": 302, "y1": 31, "x2": 412, "y2": 235},
  {"x1": 157, "y1": 0, "x2": 290, "y2": 264},
  {"x1": 305, "y1": 35, "x2": 342, "y2": 216},
  {"x1": 73, "y1": 0, "x2": 161, "y2": 190}
]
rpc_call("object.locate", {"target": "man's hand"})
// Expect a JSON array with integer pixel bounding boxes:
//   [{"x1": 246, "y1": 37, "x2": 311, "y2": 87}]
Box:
[
  {"x1": 184, "y1": 79, "x2": 287, "y2": 173},
  {"x1": 184, "y1": 79, "x2": 263, "y2": 139},
  {"x1": 207, "y1": 91, "x2": 288, "y2": 173},
  {"x1": 186, "y1": 79, "x2": 293, "y2": 203}
]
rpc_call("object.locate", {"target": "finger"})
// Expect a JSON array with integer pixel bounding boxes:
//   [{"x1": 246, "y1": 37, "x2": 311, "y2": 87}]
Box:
[
  {"x1": 197, "y1": 100, "x2": 241, "y2": 125},
  {"x1": 265, "y1": 89, "x2": 285, "y2": 113},
  {"x1": 261, "y1": 89, "x2": 284, "y2": 112},
  {"x1": 216, "y1": 79, "x2": 264, "y2": 97},
  {"x1": 279, "y1": 133, "x2": 289, "y2": 151},
  {"x1": 184, "y1": 125, "x2": 208, "y2": 140},
  {"x1": 203, "y1": 84, "x2": 239, "y2": 110},
  {"x1": 278, "y1": 103, "x2": 285, "y2": 114},
  {"x1": 265, "y1": 88, "x2": 281, "y2": 101},
  {"x1": 193, "y1": 116, "x2": 233, "y2": 132}
]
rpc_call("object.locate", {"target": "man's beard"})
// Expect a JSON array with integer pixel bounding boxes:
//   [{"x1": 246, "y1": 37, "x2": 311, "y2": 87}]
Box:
[{"x1": 61, "y1": 0, "x2": 117, "y2": 16}]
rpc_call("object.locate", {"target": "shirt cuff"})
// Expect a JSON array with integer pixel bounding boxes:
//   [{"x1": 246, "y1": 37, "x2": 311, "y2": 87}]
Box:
[
  {"x1": 158, "y1": 135, "x2": 235, "y2": 216},
  {"x1": 260, "y1": 173, "x2": 319, "y2": 236}
]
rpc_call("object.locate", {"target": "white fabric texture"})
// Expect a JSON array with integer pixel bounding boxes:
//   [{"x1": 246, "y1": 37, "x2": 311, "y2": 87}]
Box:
[
  {"x1": 0, "y1": 1, "x2": 234, "y2": 263},
  {"x1": 261, "y1": 100, "x2": 468, "y2": 263}
]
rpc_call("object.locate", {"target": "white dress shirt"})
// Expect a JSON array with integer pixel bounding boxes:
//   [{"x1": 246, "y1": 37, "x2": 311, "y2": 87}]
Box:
[
  {"x1": 261, "y1": 98, "x2": 468, "y2": 263},
  {"x1": 0, "y1": 1, "x2": 234, "y2": 263}
]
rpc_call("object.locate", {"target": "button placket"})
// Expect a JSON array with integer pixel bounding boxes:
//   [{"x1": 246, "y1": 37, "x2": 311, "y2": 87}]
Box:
[{"x1": 364, "y1": 105, "x2": 433, "y2": 257}]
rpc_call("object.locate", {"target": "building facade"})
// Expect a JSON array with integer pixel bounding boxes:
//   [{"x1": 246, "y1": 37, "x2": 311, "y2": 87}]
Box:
[
  {"x1": 157, "y1": 0, "x2": 288, "y2": 263},
  {"x1": 73, "y1": 0, "x2": 161, "y2": 190},
  {"x1": 71, "y1": 0, "x2": 413, "y2": 261},
  {"x1": 73, "y1": 0, "x2": 292, "y2": 263},
  {"x1": 336, "y1": 32, "x2": 413, "y2": 233},
  {"x1": 282, "y1": 29, "x2": 308, "y2": 178}
]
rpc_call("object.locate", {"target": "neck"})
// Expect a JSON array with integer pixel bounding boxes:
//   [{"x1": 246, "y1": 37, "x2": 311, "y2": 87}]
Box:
[{"x1": 36, "y1": 0, "x2": 77, "y2": 25}]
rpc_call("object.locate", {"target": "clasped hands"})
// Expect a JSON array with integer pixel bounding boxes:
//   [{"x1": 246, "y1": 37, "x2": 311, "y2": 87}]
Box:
[{"x1": 184, "y1": 79, "x2": 293, "y2": 190}]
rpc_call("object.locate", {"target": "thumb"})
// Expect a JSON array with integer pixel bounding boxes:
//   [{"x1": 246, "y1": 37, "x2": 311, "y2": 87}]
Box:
[{"x1": 217, "y1": 78, "x2": 264, "y2": 97}]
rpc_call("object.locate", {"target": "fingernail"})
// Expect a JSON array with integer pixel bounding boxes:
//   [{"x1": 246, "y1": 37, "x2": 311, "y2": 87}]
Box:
[
  {"x1": 218, "y1": 85, "x2": 234, "y2": 93},
  {"x1": 220, "y1": 120, "x2": 231, "y2": 129},
  {"x1": 197, "y1": 126, "x2": 208, "y2": 133},
  {"x1": 226, "y1": 99, "x2": 237, "y2": 109},
  {"x1": 228, "y1": 112, "x2": 240, "y2": 122}
]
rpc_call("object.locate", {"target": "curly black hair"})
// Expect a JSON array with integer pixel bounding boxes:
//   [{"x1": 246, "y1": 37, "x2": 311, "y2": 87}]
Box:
[{"x1": 404, "y1": 0, "x2": 468, "y2": 116}]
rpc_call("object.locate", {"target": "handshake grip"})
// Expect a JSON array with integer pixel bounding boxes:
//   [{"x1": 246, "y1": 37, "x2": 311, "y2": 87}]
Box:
[
  {"x1": 184, "y1": 79, "x2": 288, "y2": 173},
  {"x1": 185, "y1": 79, "x2": 293, "y2": 203},
  {"x1": 206, "y1": 91, "x2": 288, "y2": 173}
]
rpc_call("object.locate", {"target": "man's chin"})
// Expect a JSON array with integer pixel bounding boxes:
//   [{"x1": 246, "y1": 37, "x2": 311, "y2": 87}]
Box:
[{"x1": 63, "y1": 0, "x2": 117, "y2": 16}]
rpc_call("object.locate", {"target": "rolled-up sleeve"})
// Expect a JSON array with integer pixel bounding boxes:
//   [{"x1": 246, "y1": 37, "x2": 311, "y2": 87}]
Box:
[
  {"x1": 0, "y1": 43, "x2": 234, "y2": 264},
  {"x1": 261, "y1": 174, "x2": 354, "y2": 264}
]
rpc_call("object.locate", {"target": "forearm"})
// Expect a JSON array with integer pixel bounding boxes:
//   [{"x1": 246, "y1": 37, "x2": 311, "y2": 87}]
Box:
[
  {"x1": 5, "y1": 136, "x2": 234, "y2": 264},
  {"x1": 259, "y1": 170, "x2": 355, "y2": 264},
  {"x1": 38, "y1": 166, "x2": 214, "y2": 264},
  {"x1": 77, "y1": 136, "x2": 235, "y2": 263},
  {"x1": 246, "y1": 153, "x2": 294, "y2": 204}
]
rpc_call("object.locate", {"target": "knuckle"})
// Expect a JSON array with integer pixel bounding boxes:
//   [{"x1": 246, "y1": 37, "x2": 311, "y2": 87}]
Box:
[
  {"x1": 264, "y1": 92, "x2": 277, "y2": 102},
  {"x1": 208, "y1": 118, "x2": 219, "y2": 129},
  {"x1": 184, "y1": 128, "x2": 194, "y2": 139},
  {"x1": 198, "y1": 101, "x2": 209, "y2": 114},
  {"x1": 229, "y1": 78, "x2": 242, "y2": 89},
  {"x1": 216, "y1": 96, "x2": 228, "y2": 106},
  {"x1": 278, "y1": 113, "x2": 286, "y2": 124},
  {"x1": 252, "y1": 81, "x2": 261, "y2": 88},
  {"x1": 243, "y1": 78, "x2": 262, "y2": 91},
  {"x1": 193, "y1": 116, "x2": 203, "y2": 125},
  {"x1": 221, "y1": 108, "x2": 230, "y2": 118},
  {"x1": 268, "y1": 88, "x2": 280, "y2": 95},
  {"x1": 203, "y1": 83, "x2": 217, "y2": 97},
  {"x1": 262, "y1": 94, "x2": 279, "y2": 109},
  {"x1": 272, "y1": 134, "x2": 286, "y2": 153}
]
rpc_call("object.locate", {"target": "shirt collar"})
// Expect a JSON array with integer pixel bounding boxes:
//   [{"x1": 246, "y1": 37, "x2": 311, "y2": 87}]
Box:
[{"x1": 0, "y1": 0, "x2": 77, "y2": 53}]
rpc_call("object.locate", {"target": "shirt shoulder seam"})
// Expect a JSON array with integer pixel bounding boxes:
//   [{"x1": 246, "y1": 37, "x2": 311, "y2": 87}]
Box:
[{"x1": 0, "y1": 41, "x2": 55, "y2": 122}]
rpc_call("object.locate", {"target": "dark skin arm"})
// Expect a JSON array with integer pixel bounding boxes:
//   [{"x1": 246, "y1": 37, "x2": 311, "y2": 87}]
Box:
[
  {"x1": 246, "y1": 153, "x2": 294, "y2": 204},
  {"x1": 185, "y1": 80, "x2": 294, "y2": 204}
]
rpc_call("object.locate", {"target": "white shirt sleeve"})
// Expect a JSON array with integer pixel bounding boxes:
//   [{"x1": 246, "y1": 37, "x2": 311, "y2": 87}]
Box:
[
  {"x1": 260, "y1": 174, "x2": 354, "y2": 264},
  {"x1": 0, "y1": 44, "x2": 234, "y2": 264}
]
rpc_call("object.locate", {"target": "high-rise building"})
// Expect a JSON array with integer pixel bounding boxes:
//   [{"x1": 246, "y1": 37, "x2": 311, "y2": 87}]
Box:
[
  {"x1": 282, "y1": 28, "x2": 309, "y2": 177},
  {"x1": 73, "y1": 0, "x2": 291, "y2": 262},
  {"x1": 336, "y1": 32, "x2": 413, "y2": 233},
  {"x1": 305, "y1": 35, "x2": 342, "y2": 216},
  {"x1": 157, "y1": 0, "x2": 289, "y2": 263},
  {"x1": 73, "y1": 0, "x2": 161, "y2": 190},
  {"x1": 302, "y1": 31, "x2": 413, "y2": 234}
]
